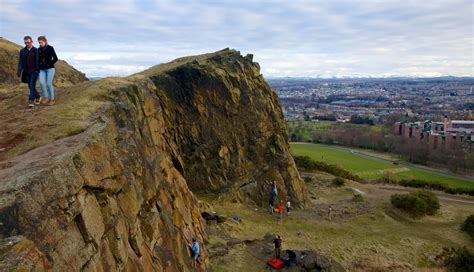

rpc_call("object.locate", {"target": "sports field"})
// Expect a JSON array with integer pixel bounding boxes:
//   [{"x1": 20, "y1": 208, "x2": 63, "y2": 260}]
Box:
[{"x1": 290, "y1": 143, "x2": 474, "y2": 189}]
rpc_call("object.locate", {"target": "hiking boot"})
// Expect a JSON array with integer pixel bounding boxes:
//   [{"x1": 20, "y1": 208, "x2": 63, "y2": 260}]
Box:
[
  {"x1": 41, "y1": 98, "x2": 50, "y2": 105},
  {"x1": 28, "y1": 101, "x2": 34, "y2": 108},
  {"x1": 48, "y1": 99, "x2": 56, "y2": 106},
  {"x1": 34, "y1": 97, "x2": 42, "y2": 105}
]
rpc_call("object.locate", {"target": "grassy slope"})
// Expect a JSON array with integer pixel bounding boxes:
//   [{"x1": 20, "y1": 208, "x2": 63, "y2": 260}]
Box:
[
  {"x1": 0, "y1": 78, "x2": 132, "y2": 162},
  {"x1": 290, "y1": 143, "x2": 474, "y2": 189},
  {"x1": 205, "y1": 175, "x2": 474, "y2": 270}
]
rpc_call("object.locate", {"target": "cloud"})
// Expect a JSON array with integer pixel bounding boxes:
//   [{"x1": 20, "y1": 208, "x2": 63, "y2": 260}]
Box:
[
  {"x1": 71, "y1": 53, "x2": 113, "y2": 62},
  {"x1": 1, "y1": 0, "x2": 472, "y2": 77},
  {"x1": 79, "y1": 64, "x2": 148, "y2": 77}
]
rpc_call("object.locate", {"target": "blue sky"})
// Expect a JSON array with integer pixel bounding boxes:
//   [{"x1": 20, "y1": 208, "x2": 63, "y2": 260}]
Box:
[{"x1": 1, "y1": 0, "x2": 472, "y2": 78}]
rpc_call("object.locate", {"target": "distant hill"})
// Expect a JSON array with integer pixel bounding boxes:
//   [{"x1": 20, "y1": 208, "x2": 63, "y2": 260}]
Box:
[{"x1": 0, "y1": 37, "x2": 88, "y2": 86}]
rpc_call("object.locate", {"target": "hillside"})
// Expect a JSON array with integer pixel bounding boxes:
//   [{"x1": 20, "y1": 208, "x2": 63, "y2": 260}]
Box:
[
  {"x1": 0, "y1": 37, "x2": 87, "y2": 85},
  {"x1": 0, "y1": 46, "x2": 307, "y2": 270}
]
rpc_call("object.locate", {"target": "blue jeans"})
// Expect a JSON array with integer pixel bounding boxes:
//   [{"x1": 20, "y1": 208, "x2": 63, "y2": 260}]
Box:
[
  {"x1": 26, "y1": 71, "x2": 40, "y2": 102},
  {"x1": 39, "y1": 68, "x2": 55, "y2": 100}
]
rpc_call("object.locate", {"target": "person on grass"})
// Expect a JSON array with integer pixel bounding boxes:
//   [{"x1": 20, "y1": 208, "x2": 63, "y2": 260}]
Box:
[
  {"x1": 37, "y1": 36, "x2": 58, "y2": 106},
  {"x1": 286, "y1": 200, "x2": 291, "y2": 215},
  {"x1": 273, "y1": 235, "x2": 282, "y2": 259},
  {"x1": 17, "y1": 36, "x2": 41, "y2": 108}
]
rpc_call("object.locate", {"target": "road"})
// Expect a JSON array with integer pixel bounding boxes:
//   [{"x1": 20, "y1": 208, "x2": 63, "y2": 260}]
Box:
[{"x1": 295, "y1": 142, "x2": 474, "y2": 183}]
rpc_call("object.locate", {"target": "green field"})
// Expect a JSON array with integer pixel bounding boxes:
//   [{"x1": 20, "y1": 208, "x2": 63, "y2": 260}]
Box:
[{"x1": 291, "y1": 143, "x2": 474, "y2": 189}]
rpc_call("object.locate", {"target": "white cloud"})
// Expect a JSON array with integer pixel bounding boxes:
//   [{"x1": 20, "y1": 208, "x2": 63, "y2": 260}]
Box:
[
  {"x1": 71, "y1": 53, "x2": 113, "y2": 62},
  {"x1": 1, "y1": 0, "x2": 472, "y2": 77}
]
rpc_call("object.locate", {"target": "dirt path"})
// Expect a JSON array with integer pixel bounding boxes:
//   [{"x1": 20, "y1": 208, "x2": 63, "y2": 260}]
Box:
[{"x1": 0, "y1": 80, "x2": 108, "y2": 164}]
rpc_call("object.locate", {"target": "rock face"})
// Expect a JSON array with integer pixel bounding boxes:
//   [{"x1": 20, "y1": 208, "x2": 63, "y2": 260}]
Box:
[
  {"x1": 0, "y1": 48, "x2": 306, "y2": 270},
  {"x1": 0, "y1": 37, "x2": 87, "y2": 85},
  {"x1": 0, "y1": 88, "x2": 208, "y2": 271},
  {"x1": 140, "y1": 49, "x2": 307, "y2": 206}
]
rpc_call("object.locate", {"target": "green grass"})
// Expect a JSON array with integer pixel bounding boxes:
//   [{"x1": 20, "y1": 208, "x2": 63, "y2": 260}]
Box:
[
  {"x1": 204, "y1": 190, "x2": 474, "y2": 270},
  {"x1": 291, "y1": 143, "x2": 474, "y2": 190}
]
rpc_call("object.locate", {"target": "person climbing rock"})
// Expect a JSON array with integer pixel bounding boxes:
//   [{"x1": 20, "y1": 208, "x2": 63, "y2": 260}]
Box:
[
  {"x1": 269, "y1": 181, "x2": 278, "y2": 214},
  {"x1": 17, "y1": 36, "x2": 41, "y2": 108},
  {"x1": 272, "y1": 235, "x2": 282, "y2": 259},
  {"x1": 189, "y1": 238, "x2": 200, "y2": 268}
]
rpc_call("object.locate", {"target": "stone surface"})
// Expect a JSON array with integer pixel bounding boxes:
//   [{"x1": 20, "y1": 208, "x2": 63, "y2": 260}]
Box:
[{"x1": 141, "y1": 49, "x2": 307, "y2": 207}]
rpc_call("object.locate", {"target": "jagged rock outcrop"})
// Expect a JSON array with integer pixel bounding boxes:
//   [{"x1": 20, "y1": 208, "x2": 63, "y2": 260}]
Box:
[
  {"x1": 0, "y1": 37, "x2": 87, "y2": 85},
  {"x1": 139, "y1": 49, "x2": 307, "y2": 206},
  {"x1": 0, "y1": 48, "x2": 306, "y2": 271}
]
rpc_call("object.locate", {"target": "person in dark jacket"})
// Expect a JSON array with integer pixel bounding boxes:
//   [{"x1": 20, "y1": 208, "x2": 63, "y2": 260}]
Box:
[
  {"x1": 17, "y1": 36, "x2": 41, "y2": 108},
  {"x1": 37, "y1": 36, "x2": 58, "y2": 105},
  {"x1": 284, "y1": 249, "x2": 297, "y2": 267},
  {"x1": 272, "y1": 235, "x2": 282, "y2": 259}
]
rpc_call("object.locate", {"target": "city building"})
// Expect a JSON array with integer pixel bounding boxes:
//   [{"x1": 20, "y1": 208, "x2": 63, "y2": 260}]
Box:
[{"x1": 394, "y1": 116, "x2": 473, "y2": 149}]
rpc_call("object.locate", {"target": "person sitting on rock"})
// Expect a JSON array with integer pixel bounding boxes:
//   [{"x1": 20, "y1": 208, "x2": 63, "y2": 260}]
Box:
[
  {"x1": 272, "y1": 235, "x2": 282, "y2": 259},
  {"x1": 284, "y1": 249, "x2": 297, "y2": 268},
  {"x1": 189, "y1": 238, "x2": 200, "y2": 268}
]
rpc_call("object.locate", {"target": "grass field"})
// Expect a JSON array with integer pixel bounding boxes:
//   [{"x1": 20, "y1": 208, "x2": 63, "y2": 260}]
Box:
[
  {"x1": 291, "y1": 143, "x2": 474, "y2": 189},
  {"x1": 205, "y1": 176, "x2": 474, "y2": 270}
]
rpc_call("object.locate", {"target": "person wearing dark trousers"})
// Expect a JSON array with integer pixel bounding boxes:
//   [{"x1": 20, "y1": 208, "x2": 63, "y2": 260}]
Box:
[
  {"x1": 17, "y1": 36, "x2": 41, "y2": 108},
  {"x1": 273, "y1": 235, "x2": 282, "y2": 259}
]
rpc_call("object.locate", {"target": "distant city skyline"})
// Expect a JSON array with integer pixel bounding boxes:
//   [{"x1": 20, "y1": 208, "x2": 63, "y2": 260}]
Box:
[{"x1": 1, "y1": 0, "x2": 472, "y2": 78}]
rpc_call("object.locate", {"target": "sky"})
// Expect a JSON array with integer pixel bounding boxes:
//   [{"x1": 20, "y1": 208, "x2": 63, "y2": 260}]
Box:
[{"x1": 1, "y1": 0, "x2": 473, "y2": 78}]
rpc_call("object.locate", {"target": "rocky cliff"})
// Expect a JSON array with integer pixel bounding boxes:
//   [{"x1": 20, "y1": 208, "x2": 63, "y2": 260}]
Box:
[
  {"x1": 0, "y1": 37, "x2": 87, "y2": 85},
  {"x1": 0, "y1": 46, "x2": 306, "y2": 271},
  {"x1": 138, "y1": 49, "x2": 307, "y2": 205}
]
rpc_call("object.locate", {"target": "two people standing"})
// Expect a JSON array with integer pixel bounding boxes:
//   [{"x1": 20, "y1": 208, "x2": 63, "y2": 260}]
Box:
[{"x1": 17, "y1": 35, "x2": 58, "y2": 108}]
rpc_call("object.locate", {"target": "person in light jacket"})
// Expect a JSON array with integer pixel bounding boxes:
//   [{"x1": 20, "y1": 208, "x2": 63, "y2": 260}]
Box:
[{"x1": 190, "y1": 238, "x2": 200, "y2": 268}]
